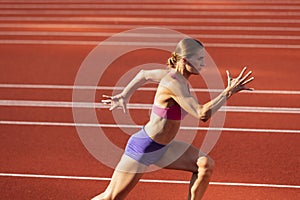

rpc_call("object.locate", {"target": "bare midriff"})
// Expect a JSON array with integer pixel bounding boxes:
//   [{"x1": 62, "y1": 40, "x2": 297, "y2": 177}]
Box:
[{"x1": 144, "y1": 113, "x2": 181, "y2": 145}]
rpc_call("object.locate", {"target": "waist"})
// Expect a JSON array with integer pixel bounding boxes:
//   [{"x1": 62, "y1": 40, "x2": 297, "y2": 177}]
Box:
[
  {"x1": 152, "y1": 104, "x2": 187, "y2": 120},
  {"x1": 145, "y1": 121, "x2": 180, "y2": 145}
]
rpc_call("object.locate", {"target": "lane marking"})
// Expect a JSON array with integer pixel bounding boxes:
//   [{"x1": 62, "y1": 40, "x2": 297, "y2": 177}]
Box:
[
  {"x1": 2, "y1": 0, "x2": 300, "y2": 4},
  {"x1": 1, "y1": 84, "x2": 300, "y2": 95},
  {"x1": 0, "y1": 121, "x2": 299, "y2": 134},
  {"x1": 0, "y1": 173, "x2": 299, "y2": 189},
  {"x1": 0, "y1": 23, "x2": 299, "y2": 32},
  {"x1": 1, "y1": 31, "x2": 300, "y2": 40},
  {"x1": 2, "y1": 10, "x2": 300, "y2": 16},
  {"x1": 0, "y1": 4, "x2": 300, "y2": 10},
  {"x1": 0, "y1": 100, "x2": 300, "y2": 114},
  {"x1": 1, "y1": 40, "x2": 300, "y2": 49},
  {"x1": 1, "y1": 16, "x2": 300, "y2": 24}
]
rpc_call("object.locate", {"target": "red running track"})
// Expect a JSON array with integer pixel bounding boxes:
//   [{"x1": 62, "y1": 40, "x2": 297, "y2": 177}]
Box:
[{"x1": 0, "y1": 0, "x2": 300, "y2": 199}]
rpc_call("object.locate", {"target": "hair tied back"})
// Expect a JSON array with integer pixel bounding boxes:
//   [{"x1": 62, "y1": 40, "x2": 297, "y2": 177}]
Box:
[{"x1": 167, "y1": 52, "x2": 180, "y2": 68}]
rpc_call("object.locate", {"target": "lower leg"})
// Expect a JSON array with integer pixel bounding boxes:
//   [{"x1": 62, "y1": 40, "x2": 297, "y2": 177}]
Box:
[
  {"x1": 187, "y1": 172, "x2": 197, "y2": 200},
  {"x1": 91, "y1": 192, "x2": 109, "y2": 200},
  {"x1": 92, "y1": 171, "x2": 144, "y2": 200},
  {"x1": 189, "y1": 157, "x2": 214, "y2": 200},
  {"x1": 91, "y1": 184, "x2": 113, "y2": 200}
]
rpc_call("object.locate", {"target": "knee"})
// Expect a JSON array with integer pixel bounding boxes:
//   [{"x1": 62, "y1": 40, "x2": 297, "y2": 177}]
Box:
[{"x1": 196, "y1": 156, "x2": 214, "y2": 179}]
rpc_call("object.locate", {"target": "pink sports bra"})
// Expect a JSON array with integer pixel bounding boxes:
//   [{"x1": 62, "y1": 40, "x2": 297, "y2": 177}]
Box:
[{"x1": 152, "y1": 104, "x2": 188, "y2": 120}]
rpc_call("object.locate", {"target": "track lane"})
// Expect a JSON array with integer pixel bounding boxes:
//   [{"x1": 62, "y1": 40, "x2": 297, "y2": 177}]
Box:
[
  {"x1": 0, "y1": 175, "x2": 299, "y2": 200},
  {"x1": 0, "y1": 88, "x2": 300, "y2": 107},
  {"x1": 0, "y1": 106, "x2": 300, "y2": 130},
  {"x1": 1, "y1": 0, "x2": 300, "y2": 199},
  {"x1": 1, "y1": 44, "x2": 300, "y2": 90},
  {"x1": 0, "y1": 124, "x2": 299, "y2": 185}
]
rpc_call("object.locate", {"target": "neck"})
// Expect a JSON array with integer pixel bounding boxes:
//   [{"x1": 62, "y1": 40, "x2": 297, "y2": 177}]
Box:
[
  {"x1": 173, "y1": 68, "x2": 190, "y2": 82},
  {"x1": 175, "y1": 63, "x2": 192, "y2": 80},
  {"x1": 183, "y1": 69, "x2": 192, "y2": 79}
]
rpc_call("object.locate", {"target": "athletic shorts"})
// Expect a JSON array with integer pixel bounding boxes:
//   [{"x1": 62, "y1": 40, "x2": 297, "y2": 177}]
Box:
[{"x1": 124, "y1": 127, "x2": 169, "y2": 166}]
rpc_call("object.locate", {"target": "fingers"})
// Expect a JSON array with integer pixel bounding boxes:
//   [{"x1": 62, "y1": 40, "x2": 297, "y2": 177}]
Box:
[
  {"x1": 226, "y1": 70, "x2": 232, "y2": 80},
  {"x1": 101, "y1": 99, "x2": 111, "y2": 104},
  {"x1": 246, "y1": 87, "x2": 254, "y2": 91},
  {"x1": 101, "y1": 94, "x2": 116, "y2": 104},
  {"x1": 237, "y1": 66, "x2": 247, "y2": 79},
  {"x1": 242, "y1": 76, "x2": 255, "y2": 86},
  {"x1": 239, "y1": 67, "x2": 254, "y2": 91},
  {"x1": 122, "y1": 104, "x2": 127, "y2": 114},
  {"x1": 101, "y1": 94, "x2": 128, "y2": 113},
  {"x1": 226, "y1": 70, "x2": 232, "y2": 86},
  {"x1": 102, "y1": 94, "x2": 112, "y2": 99},
  {"x1": 241, "y1": 86, "x2": 254, "y2": 91},
  {"x1": 240, "y1": 70, "x2": 252, "y2": 83},
  {"x1": 109, "y1": 104, "x2": 118, "y2": 111},
  {"x1": 231, "y1": 67, "x2": 254, "y2": 86},
  {"x1": 226, "y1": 67, "x2": 254, "y2": 94}
]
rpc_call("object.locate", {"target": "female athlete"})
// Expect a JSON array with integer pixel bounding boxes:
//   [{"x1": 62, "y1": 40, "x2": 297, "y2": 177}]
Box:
[{"x1": 93, "y1": 38, "x2": 254, "y2": 200}]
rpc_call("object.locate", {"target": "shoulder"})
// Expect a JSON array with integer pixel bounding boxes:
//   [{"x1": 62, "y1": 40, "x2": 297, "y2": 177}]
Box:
[
  {"x1": 159, "y1": 72, "x2": 189, "y2": 97},
  {"x1": 142, "y1": 69, "x2": 169, "y2": 82},
  {"x1": 160, "y1": 70, "x2": 186, "y2": 87}
]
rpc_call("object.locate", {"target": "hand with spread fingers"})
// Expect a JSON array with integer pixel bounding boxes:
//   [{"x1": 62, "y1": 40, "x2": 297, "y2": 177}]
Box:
[
  {"x1": 225, "y1": 67, "x2": 254, "y2": 98},
  {"x1": 101, "y1": 94, "x2": 127, "y2": 114}
]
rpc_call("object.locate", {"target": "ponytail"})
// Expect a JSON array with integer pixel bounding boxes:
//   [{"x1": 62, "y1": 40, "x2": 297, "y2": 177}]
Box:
[{"x1": 167, "y1": 52, "x2": 181, "y2": 68}]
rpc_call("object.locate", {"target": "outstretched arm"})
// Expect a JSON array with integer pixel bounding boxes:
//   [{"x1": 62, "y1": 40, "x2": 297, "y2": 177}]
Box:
[
  {"x1": 168, "y1": 67, "x2": 254, "y2": 121},
  {"x1": 199, "y1": 67, "x2": 254, "y2": 121},
  {"x1": 101, "y1": 69, "x2": 169, "y2": 113}
]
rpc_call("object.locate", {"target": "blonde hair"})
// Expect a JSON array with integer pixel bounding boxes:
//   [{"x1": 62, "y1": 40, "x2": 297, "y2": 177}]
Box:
[{"x1": 167, "y1": 38, "x2": 204, "y2": 68}]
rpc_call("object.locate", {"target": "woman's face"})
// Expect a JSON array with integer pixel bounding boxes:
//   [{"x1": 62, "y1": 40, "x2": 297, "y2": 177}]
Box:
[{"x1": 185, "y1": 48, "x2": 205, "y2": 75}]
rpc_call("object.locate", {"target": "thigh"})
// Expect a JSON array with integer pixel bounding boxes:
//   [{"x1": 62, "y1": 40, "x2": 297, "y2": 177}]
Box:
[
  {"x1": 107, "y1": 154, "x2": 148, "y2": 199},
  {"x1": 115, "y1": 154, "x2": 148, "y2": 173},
  {"x1": 155, "y1": 141, "x2": 207, "y2": 172}
]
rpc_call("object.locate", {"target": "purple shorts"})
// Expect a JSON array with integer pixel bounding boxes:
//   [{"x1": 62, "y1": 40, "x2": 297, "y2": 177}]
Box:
[{"x1": 124, "y1": 127, "x2": 169, "y2": 166}]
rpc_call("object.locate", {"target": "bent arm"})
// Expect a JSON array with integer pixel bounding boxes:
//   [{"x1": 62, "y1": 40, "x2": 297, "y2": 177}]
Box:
[
  {"x1": 168, "y1": 84, "x2": 230, "y2": 122},
  {"x1": 167, "y1": 67, "x2": 253, "y2": 122},
  {"x1": 198, "y1": 89, "x2": 230, "y2": 122}
]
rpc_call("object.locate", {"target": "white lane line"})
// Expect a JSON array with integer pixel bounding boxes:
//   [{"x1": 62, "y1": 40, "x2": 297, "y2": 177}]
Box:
[
  {"x1": 2, "y1": 0, "x2": 300, "y2": 4},
  {"x1": 206, "y1": 43, "x2": 300, "y2": 49},
  {"x1": 0, "y1": 173, "x2": 299, "y2": 189},
  {"x1": 1, "y1": 84, "x2": 300, "y2": 95},
  {"x1": 1, "y1": 16, "x2": 300, "y2": 24},
  {"x1": 2, "y1": 10, "x2": 300, "y2": 16},
  {"x1": 1, "y1": 40, "x2": 300, "y2": 49},
  {"x1": 1, "y1": 100, "x2": 300, "y2": 114},
  {"x1": 0, "y1": 121, "x2": 299, "y2": 134},
  {"x1": 1, "y1": 31, "x2": 300, "y2": 40},
  {"x1": 0, "y1": 24, "x2": 299, "y2": 32},
  {"x1": 0, "y1": 4, "x2": 300, "y2": 10}
]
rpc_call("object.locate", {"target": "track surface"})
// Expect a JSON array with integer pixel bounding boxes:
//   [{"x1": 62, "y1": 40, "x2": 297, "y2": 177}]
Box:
[{"x1": 0, "y1": 0, "x2": 300, "y2": 199}]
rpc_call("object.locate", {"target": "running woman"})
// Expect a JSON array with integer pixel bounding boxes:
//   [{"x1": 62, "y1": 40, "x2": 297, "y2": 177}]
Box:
[{"x1": 93, "y1": 38, "x2": 254, "y2": 200}]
